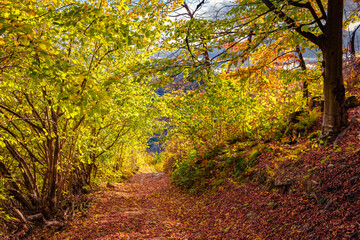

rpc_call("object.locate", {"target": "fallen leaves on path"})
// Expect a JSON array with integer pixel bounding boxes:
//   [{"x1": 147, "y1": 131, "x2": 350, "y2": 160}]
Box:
[
  {"x1": 31, "y1": 111, "x2": 360, "y2": 239},
  {"x1": 32, "y1": 162, "x2": 359, "y2": 240}
]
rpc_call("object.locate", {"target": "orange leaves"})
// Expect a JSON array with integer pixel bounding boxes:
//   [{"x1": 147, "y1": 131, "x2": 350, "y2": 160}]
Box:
[
  {"x1": 224, "y1": 41, "x2": 250, "y2": 52},
  {"x1": 272, "y1": 53, "x2": 299, "y2": 69}
]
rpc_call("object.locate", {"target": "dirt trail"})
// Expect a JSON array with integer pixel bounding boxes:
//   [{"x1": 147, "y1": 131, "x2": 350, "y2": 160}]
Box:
[
  {"x1": 35, "y1": 171, "x2": 260, "y2": 240},
  {"x1": 44, "y1": 172, "x2": 194, "y2": 239},
  {"x1": 34, "y1": 151, "x2": 360, "y2": 240}
]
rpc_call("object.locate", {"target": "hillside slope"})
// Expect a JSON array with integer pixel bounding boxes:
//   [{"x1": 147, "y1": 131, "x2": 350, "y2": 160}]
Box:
[
  {"x1": 25, "y1": 111, "x2": 360, "y2": 239},
  {"x1": 8, "y1": 90, "x2": 360, "y2": 240}
]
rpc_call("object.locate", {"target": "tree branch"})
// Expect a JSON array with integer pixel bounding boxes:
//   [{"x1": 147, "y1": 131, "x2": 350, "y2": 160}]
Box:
[
  {"x1": 72, "y1": 115, "x2": 85, "y2": 131},
  {"x1": 23, "y1": 92, "x2": 46, "y2": 129},
  {"x1": 261, "y1": 0, "x2": 323, "y2": 48},
  {"x1": 287, "y1": 0, "x2": 325, "y2": 32},
  {"x1": 95, "y1": 127, "x2": 129, "y2": 159},
  {"x1": 0, "y1": 104, "x2": 43, "y2": 133},
  {"x1": 4, "y1": 140, "x2": 35, "y2": 193},
  {"x1": 92, "y1": 46, "x2": 119, "y2": 70},
  {"x1": 315, "y1": 0, "x2": 327, "y2": 19}
]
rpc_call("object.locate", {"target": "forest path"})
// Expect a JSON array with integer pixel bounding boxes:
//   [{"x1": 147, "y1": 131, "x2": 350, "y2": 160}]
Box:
[
  {"x1": 37, "y1": 171, "x2": 259, "y2": 240},
  {"x1": 48, "y1": 172, "x2": 199, "y2": 239},
  {"x1": 33, "y1": 135, "x2": 360, "y2": 240}
]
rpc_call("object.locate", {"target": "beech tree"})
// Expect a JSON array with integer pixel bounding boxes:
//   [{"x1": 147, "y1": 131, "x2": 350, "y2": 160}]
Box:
[
  {"x1": 228, "y1": 0, "x2": 347, "y2": 138},
  {"x1": 163, "y1": 0, "x2": 349, "y2": 138}
]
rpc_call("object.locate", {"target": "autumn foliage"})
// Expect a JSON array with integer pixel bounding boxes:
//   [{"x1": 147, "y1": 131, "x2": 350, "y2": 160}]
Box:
[{"x1": 1, "y1": 0, "x2": 360, "y2": 238}]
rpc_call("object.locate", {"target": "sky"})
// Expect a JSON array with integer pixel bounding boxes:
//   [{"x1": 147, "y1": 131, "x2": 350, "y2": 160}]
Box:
[
  {"x1": 200, "y1": 0, "x2": 233, "y2": 16},
  {"x1": 171, "y1": 0, "x2": 233, "y2": 20},
  {"x1": 168, "y1": 0, "x2": 360, "y2": 61}
]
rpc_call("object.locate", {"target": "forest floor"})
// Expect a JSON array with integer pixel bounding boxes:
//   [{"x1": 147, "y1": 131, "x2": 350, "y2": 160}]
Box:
[
  {"x1": 31, "y1": 134, "x2": 360, "y2": 240},
  {"x1": 23, "y1": 90, "x2": 360, "y2": 239}
]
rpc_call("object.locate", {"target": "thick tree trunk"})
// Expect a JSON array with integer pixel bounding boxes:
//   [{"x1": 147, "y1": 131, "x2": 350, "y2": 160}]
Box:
[{"x1": 320, "y1": 0, "x2": 347, "y2": 138}]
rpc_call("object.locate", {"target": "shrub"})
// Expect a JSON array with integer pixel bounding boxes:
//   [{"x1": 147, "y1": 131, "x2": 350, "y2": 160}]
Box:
[{"x1": 171, "y1": 160, "x2": 202, "y2": 190}]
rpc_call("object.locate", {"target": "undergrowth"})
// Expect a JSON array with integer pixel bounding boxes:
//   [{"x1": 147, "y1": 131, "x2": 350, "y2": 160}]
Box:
[{"x1": 159, "y1": 67, "x2": 323, "y2": 192}]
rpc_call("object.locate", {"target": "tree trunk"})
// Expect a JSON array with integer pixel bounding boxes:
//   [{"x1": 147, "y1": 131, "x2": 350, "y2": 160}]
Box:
[
  {"x1": 349, "y1": 25, "x2": 360, "y2": 57},
  {"x1": 260, "y1": 0, "x2": 348, "y2": 139},
  {"x1": 295, "y1": 46, "x2": 308, "y2": 100},
  {"x1": 320, "y1": 0, "x2": 347, "y2": 138},
  {"x1": 201, "y1": 37, "x2": 212, "y2": 82}
]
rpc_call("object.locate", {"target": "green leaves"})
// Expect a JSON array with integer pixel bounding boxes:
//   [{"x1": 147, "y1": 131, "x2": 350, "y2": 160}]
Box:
[
  {"x1": 0, "y1": 27, "x2": 7, "y2": 35},
  {"x1": 0, "y1": 0, "x2": 168, "y2": 221}
]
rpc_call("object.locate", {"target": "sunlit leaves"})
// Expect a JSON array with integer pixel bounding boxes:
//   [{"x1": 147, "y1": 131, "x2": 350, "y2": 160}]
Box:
[
  {"x1": 162, "y1": 68, "x2": 308, "y2": 174},
  {"x1": 0, "y1": 0, "x2": 168, "y2": 219}
]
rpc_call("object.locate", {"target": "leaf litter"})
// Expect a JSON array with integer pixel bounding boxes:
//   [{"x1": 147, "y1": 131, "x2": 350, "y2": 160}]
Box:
[{"x1": 30, "y1": 101, "x2": 360, "y2": 240}]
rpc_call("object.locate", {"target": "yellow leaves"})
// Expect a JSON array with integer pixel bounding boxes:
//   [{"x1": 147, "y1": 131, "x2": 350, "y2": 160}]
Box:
[
  {"x1": 101, "y1": 1, "x2": 108, "y2": 8},
  {"x1": 26, "y1": 10, "x2": 36, "y2": 16},
  {"x1": 26, "y1": 34, "x2": 34, "y2": 41},
  {"x1": 118, "y1": 0, "x2": 129, "y2": 11},
  {"x1": 19, "y1": 35, "x2": 30, "y2": 46},
  {"x1": 38, "y1": 43, "x2": 47, "y2": 51},
  {"x1": 224, "y1": 41, "x2": 248, "y2": 52}
]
